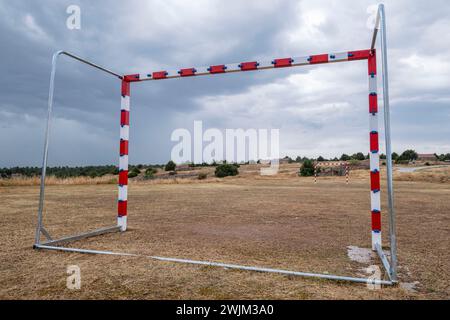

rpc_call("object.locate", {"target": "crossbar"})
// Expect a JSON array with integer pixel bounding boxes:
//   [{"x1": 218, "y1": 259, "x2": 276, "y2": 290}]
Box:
[{"x1": 123, "y1": 49, "x2": 372, "y2": 82}]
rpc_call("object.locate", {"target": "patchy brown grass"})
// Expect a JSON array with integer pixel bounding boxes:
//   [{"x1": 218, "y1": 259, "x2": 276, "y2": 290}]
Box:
[
  {"x1": 394, "y1": 166, "x2": 450, "y2": 184},
  {"x1": 0, "y1": 164, "x2": 449, "y2": 299}
]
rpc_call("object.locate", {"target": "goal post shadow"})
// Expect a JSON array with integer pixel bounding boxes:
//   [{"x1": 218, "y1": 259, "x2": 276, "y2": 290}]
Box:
[{"x1": 34, "y1": 4, "x2": 398, "y2": 285}]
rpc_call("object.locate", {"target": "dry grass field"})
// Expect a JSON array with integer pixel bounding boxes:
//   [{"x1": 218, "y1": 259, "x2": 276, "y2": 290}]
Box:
[{"x1": 0, "y1": 164, "x2": 449, "y2": 299}]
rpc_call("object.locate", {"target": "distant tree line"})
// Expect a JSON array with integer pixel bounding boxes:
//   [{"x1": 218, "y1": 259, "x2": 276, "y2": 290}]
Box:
[
  {"x1": 436, "y1": 153, "x2": 450, "y2": 161},
  {"x1": 287, "y1": 149, "x2": 447, "y2": 164},
  {"x1": 0, "y1": 164, "x2": 163, "y2": 179},
  {"x1": 1, "y1": 149, "x2": 448, "y2": 180}
]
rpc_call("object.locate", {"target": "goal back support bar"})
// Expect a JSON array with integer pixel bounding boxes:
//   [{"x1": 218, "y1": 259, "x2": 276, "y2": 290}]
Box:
[
  {"x1": 34, "y1": 4, "x2": 397, "y2": 284},
  {"x1": 34, "y1": 51, "x2": 123, "y2": 248}
]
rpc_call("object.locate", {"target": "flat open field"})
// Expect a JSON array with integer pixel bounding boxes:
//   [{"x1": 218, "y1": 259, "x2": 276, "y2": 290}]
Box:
[{"x1": 0, "y1": 165, "x2": 449, "y2": 299}]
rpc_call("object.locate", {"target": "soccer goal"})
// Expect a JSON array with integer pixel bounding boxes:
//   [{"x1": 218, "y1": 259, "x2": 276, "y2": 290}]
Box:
[{"x1": 34, "y1": 4, "x2": 397, "y2": 285}]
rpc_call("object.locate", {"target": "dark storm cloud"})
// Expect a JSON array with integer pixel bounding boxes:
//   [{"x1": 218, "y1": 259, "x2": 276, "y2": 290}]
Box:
[{"x1": 0, "y1": 0, "x2": 449, "y2": 166}]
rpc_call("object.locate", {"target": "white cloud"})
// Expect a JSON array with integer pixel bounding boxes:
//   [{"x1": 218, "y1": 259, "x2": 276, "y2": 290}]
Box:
[
  {"x1": 396, "y1": 53, "x2": 450, "y2": 90},
  {"x1": 187, "y1": 63, "x2": 369, "y2": 158},
  {"x1": 22, "y1": 13, "x2": 52, "y2": 43}
]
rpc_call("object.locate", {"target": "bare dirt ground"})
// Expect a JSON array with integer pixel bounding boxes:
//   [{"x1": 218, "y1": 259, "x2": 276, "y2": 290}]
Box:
[{"x1": 0, "y1": 164, "x2": 449, "y2": 299}]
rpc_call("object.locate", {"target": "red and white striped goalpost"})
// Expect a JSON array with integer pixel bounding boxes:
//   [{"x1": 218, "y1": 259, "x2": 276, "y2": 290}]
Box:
[
  {"x1": 118, "y1": 79, "x2": 130, "y2": 231},
  {"x1": 368, "y1": 52, "x2": 382, "y2": 250},
  {"x1": 35, "y1": 4, "x2": 397, "y2": 285}
]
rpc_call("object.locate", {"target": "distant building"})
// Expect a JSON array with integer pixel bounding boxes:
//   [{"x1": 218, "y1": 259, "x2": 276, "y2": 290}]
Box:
[{"x1": 417, "y1": 154, "x2": 437, "y2": 161}]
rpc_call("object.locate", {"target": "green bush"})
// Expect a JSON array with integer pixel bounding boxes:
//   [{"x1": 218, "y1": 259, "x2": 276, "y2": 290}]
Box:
[
  {"x1": 128, "y1": 171, "x2": 138, "y2": 178},
  {"x1": 398, "y1": 149, "x2": 418, "y2": 162},
  {"x1": 144, "y1": 167, "x2": 157, "y2": 179},
  {"x1": 299, "y1": 159, "x2": 315, "y2": 176},
  {"x1": 128, "y1": 167, "x2": 140, "y2": 178},
  {"x1": 391, "y1": 152, "x2": 399, "y2": 161},
  {"x1": 198, "y1": 172, "x2": 207, "y2": 180},
  {"x1": 215, "y1": 164, "x2": 239, "y2": 178},
  {"x1": 165, "y1": 160, "x2": 176, "y2": 171},
  {"x1": 352, "y1": 152, "x2": 365, "y2": 160}
]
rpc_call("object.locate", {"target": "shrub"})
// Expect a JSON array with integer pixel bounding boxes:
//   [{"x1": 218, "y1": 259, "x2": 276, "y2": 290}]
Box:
[
  {"x1": 299, "y1": 159, "x2": 315, "y2": 176},
  {"x1": 215, "y1": 164, "x2": 239, "y2": 178},
  {"x1": 391, "y1": 152, "x2": 399, "y2": 161},
  {"x1": 88, "y1": 171, "x2": 98, "y2": 178},
  {"x1": 144, "y1": 167, "x2": 157, "y2": 179},
  {"x1": 198, "y1": 172, "x2": 207, "y2": 180},
  {"x1": 128, "y1": 167, "x2": 140, "y2": 178},
  {"x1": 165, "y1": 160, "x2": 176, "y2": 171},
  {"x1": 128, "y1": 171, "x2": 138, "y2": 178},
  {"x1": 398, "y1": 149, "x2": 418, "y2": 162},
  {"x1": 352, "y1": 152, "x2": 366, "y2": 160}
]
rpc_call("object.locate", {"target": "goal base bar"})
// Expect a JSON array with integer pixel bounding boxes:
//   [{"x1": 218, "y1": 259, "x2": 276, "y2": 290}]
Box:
[
  {"x1": 35, "y1": 225, "x2": 121, "y2": 247},
  {"x1": 34, "y1": 244, "x2": 395, "y2": 286}
]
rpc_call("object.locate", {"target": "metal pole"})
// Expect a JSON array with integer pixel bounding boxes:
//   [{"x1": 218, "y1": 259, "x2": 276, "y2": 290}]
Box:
[
  {"x1": 41, "y1": 225, "x2": 121, "y2": 246},
  {"x1": 35, "y1": 51, "x2": 122, "y2": 246},
  {"x1": 371, "y1": 7, "x2": 381, "y2": 50},
  {"x1": 379, "y1": 4, "x2": 398, "y2": 281},
  {"x1": 34, "y1": 244, "x2": 394, "y2": 286},
  {"x1": 58, "y1": 51, "x2": 122, "y2": 78},
  {"x1": 35, "y1": 52, "x2": 59, "y2": 245}
]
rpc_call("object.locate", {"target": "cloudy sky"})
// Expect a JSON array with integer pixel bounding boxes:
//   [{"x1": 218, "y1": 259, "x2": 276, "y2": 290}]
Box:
[{"x1": 1, "y1": 0, "x2": 449, "y2": 167}]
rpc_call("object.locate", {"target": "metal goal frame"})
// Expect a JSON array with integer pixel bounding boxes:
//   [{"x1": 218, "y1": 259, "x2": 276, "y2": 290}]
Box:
[{"x1": 34, "y1": 4, "x2": 398, "y2": 285}]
